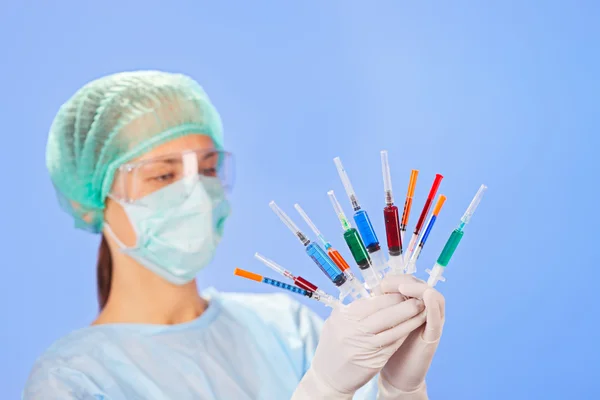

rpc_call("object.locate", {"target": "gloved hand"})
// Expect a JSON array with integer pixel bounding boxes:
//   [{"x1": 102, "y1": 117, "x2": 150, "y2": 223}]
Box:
[
  {"x1": 292, "y1": 293, "x2": 427, "y2": 400},
  {"x1": 378, "y1": 275, "x2": 446, "y2": 400}
]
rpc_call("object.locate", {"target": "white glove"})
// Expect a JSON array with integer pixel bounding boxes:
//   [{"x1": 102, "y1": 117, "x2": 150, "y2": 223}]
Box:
[
  {"x1": 292, "y1": 293, "x2": 427, "y2": 399},
  {"x1": 378, "y1": 275, "x2": 446, "y2": 400}
]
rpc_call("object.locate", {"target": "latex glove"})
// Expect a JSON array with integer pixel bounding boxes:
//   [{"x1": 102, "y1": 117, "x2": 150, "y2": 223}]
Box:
[
  {"x1": 292, "y1": 293, "x2": 427, "y2": 400},
  {"x1": 378, "y1": 275, "x2": 446, "y2": 400}
]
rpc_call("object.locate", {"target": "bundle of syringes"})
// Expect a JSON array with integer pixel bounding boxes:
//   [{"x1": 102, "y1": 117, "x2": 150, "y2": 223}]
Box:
[{"x1": 234, "y1": 151, "x2": 487, "y2": 307}]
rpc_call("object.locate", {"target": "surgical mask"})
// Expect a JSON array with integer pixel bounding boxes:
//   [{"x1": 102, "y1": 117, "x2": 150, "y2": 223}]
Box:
[{"x1": 104, "y1": 175, "x2": 231, "y2": 284}]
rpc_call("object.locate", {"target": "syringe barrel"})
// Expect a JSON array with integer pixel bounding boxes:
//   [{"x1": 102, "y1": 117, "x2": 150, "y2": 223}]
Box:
[
  {"x1": 343, "y1": 228, "x2": 371, "y2": 269},
  {"x1": 388, "y1": 255, "x2": 404, "y2": 274},
  {"x1": 359, "y1": 265, "x2": 382, "y2": 293},
  {"x1": 426, "y1": 263, "x2": 445, "y2": 287},
  {"x1": 406, "y1": 245, "x2": 421, "y2": 273},
  {"x1": 295, "y1": 276, "x2": 318, "y2": 292},
  {"x1": 337, "y1": 280, "x2": 356, "y2": 301},
  {"x1": 420, "y1": 215, "x2": 438, "y2": 246},
  {"x1": 401, "y1": 169, "x2": 419, "y2": 230},
  {"x1": 410, "y1": 245, "x2": 423, "y2": 264},
  {"x1": 327, "y1": 248, "x2": 351, "y2": 272},
  {"x1": 383, "y1": 205, "x2": 402, "y2": 256},
  {"x1": 369, "y1": 248, "x2": 390, "y2": 277},
  {"x1": 400, "y1": 197, "x2": 413, "y2": 231},
  {"x1": 436, "y1": 229, "x2": 464, "y2": 267},
  {"x1": 263, "y1": 277, "x2": 308, "y2": 296},
  {"x1": 404, "y1": 233, "x2": 419, "y2": 264},
  {"x1": 414, "y1": 197, "x2": 433, "y2": 234},
  {"x1": 341, "y1": 273, "x2": 370, "y2": 300},
  {"x1": 405, "y1": 260, "x2": 417, "y2": 275},
  {"x1": 414, "y1": 174, "x2": 443, "y2": 234},
  {"x1": 306, "y1": 242, "x2": 347, "y2": 287},
  {"x1": 353, "y1": 210, "x2": 380, "y2": 251},
  {"x1": 313, "y1": 292, "x2": 339, "y2": 308}
]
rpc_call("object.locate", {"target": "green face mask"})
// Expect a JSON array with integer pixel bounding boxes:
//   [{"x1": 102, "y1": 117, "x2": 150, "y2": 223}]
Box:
[{"x1": 105, "y1": 176, "x2": 231, "y2": 284}]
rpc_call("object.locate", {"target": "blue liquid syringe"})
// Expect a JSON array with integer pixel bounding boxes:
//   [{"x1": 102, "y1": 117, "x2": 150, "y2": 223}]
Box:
[
  {"x1": 334, "y1": 157, "x2": 389, "y2": 277},
  {"x1": 269, "y1": 201, "x2": 361, "y2": 301}
]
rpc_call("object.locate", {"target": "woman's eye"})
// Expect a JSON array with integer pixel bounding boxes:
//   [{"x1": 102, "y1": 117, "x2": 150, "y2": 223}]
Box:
[
  {"x1": 151, "y1": 173, "x2": 175, "y2": 182},
  {"x1": 202, "y1": 168, "x2": 217, "y2": 177}
]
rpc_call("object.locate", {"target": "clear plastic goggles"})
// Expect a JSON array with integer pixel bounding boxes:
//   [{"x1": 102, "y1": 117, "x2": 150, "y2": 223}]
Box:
[{"x1": 110, "y1": 149, "x2": 233, "y2": 206}]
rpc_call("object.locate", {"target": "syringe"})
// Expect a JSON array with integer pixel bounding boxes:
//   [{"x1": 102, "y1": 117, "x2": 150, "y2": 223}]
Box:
[
  {"x1": 400, "y1": 170, "x2": 419, "y2": 247},
  {"x1": 234, "y1": 268, "x2": 339, "y2": 308},
  {"x1": 426, "y1": 185, "x2": 487, "y2": 287},
  {"x1": 405, "y1": 195, "x2": 447, "y2": 274},
  {"x1": 328, "y1": 190, "x2": 383, "y2": 295},
  {"x1": 334, "y1": 157, "x2": 390, "y2": 277},
  {"x1": 404, "y1": 174, "x2": 444, "y2": 265},
  {"x1": 269, "y1": 201, "x2": 356, "y2": 301},
  {"x1": 380, "y1": 150, "x2": 403, "y2": 274},
  {"x1": 254, "y1": 252, "x2": 331, "y2": 299},
  {"x1": 294, "y1": 204, "x2": 370, "y2": 299}
]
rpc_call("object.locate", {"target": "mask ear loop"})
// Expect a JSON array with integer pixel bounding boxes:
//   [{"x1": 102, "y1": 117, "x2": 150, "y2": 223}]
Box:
[
  {"x1": 103, "y1": 194, "x2": 139, "y2": 251},
  {"x1": 103, "y1": 221, "x2": 129, "y2": 250},
  {"x1": 103, "y1": 165, "x2": 138, "y2": 249}
]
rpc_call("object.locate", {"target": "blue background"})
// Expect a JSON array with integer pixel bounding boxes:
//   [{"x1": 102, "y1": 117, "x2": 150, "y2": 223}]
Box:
[{"x1": 1, "y1": 1, "x2": 598, "y2": 398}]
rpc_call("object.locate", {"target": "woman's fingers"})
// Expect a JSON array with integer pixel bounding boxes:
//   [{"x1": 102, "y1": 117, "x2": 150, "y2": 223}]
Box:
[
  {"x1": 371, "y1": 311, "x2": 427, "y2": 348},
  {"x1": 422, "y1": 289, "x2": 445, "y2": 342},
  {"x1": 396, "y1": 278, "x2": 432, "y2": 299},
  {"x1": 362, "y1": 298, "x2": 425, "y2": 334},
  {"x1": 344, "y1": 293, "x2": 406, "y2": 320},
  {"x1": 380, "y1": 274, "x2": 426, "y2": 294}
]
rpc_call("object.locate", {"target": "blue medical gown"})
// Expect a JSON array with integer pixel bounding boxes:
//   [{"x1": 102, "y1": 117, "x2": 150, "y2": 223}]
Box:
[{"x1": 23, "y1": 289, "x2": 378, "y2": 399}]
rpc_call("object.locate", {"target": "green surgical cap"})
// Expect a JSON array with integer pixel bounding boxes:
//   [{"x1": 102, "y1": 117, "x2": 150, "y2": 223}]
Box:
[{"x1": 46, "y1": 70, "x2": 224, "y2": 233}]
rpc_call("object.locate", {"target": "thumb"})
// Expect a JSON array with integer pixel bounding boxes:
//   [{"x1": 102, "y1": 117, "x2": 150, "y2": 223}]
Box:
[{"x1": 422, "y1": 289, "x2": 445, "y2": 342}]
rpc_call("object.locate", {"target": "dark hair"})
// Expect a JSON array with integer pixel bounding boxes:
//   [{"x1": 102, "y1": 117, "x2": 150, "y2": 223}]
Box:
[{"x1": 97, "y1": 234, "x2": 113, "y2": 310}]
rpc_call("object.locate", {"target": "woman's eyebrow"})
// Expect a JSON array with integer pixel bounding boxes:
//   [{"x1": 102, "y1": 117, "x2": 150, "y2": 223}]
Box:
[
  {"x1": 199, "y1": 155, "x2": 219, "y2": 168},
  {"x1": 153, "y1": 158, "x2": 183, "y2": 166},
  {"x1": 200, "y1": 152, "x2": 218, "y2": 162},
  {"x1": 138, "y1": 159, "x2": 182, "y2": 174}
]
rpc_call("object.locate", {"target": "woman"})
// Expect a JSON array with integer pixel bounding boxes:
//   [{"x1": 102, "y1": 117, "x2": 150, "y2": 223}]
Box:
[{"x1": 25, "y1": 70, "x2": 445, "y2": 399}]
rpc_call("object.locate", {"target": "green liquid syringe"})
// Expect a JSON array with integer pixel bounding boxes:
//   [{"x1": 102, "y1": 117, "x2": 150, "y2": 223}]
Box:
[{"x1": 426, "y1": 184, "x2": 487, "y2": 287}]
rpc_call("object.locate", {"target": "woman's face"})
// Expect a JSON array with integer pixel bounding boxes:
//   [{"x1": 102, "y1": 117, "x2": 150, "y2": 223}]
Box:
[{"x1": 104, "y1": 134, "x2": 216, "y2": 247}]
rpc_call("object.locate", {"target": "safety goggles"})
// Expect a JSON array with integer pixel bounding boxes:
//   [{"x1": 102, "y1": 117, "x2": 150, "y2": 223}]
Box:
[{"x1": 110, "y1": 148, "x2": 233, "y2": 206}]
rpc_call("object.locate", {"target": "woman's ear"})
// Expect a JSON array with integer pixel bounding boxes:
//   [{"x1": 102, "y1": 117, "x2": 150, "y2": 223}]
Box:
[{"x1": 70, "y1": 200, "x2": 95, "y2": 224}]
